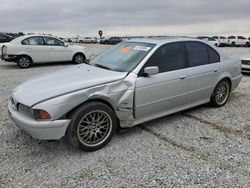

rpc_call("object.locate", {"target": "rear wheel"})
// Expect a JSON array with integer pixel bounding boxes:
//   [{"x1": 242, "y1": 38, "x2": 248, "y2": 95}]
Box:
[
  {"x1": 245, "y1": 42, "x2": 249, "y2": 47},
  {"x1": 210, "y1": 80, "x2": 230, "y2": 107},
  {"x1": 17, "y1": 56, "x2": 32, "y2": 68},
  {"x1": 231, "y1": 42, "x2": 236, "y2": 47},
  {"x1": 73, "y1": 53, "x2": 85, "y2": 64},
  {"x1": 66, "y1": 102, "x2": 117, "y2": 151}
]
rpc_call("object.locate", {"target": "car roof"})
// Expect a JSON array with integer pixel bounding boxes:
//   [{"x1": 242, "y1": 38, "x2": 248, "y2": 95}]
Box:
[
  {"x1": 128, "y1": 37, "x2": 207, "y2": 45},
  {"x1": 10, "y1": 34, "x2": 62, "y2": 44}
]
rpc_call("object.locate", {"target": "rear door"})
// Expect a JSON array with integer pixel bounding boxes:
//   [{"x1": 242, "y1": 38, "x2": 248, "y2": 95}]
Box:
[
  {"x1": 44, "y1": 37, "x2": 72, "y2": 62},
  {"x1": 21, "y1": 36, "x2": 49, "y2": 62},
  {"x1": 185, "y1": 41, "x2": 222, "y2": 105},
  {"x1": 135, "y1": 42, "x2": 188, "y2": 119}
]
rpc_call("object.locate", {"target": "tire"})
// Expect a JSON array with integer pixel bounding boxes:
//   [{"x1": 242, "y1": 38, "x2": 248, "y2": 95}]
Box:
[
  {"x1": 210, "y1": 79, "x2": 230, "y2": 107},
  {"x1": 245, "y1": 42, "x2": 249, "y2": 47},
  {"x1": 72, "y1": 53, "x2": 86, "y2": 64},
  {"x1": 17, "y1": 55, "x2": 32, "y2": 69},
  {"x1": 66, "y1": 102, "x2": 118, "y2": 152},
  {"x1": 231, "y1": 42, "x2": 236, "y2": 47}
]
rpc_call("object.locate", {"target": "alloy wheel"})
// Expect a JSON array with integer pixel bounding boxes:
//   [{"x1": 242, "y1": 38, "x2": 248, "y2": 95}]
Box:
[
  {"x1": 215, "y1": 82, "x2": 229, "y2": 105},
  {"x1": 77, "y1": 110, "x2": 112, "y2": 147}
]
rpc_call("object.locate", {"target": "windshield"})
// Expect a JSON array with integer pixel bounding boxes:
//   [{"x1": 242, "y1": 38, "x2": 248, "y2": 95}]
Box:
[{"x1": 89, "y1": 42, "x2": 156, "y2": 72}]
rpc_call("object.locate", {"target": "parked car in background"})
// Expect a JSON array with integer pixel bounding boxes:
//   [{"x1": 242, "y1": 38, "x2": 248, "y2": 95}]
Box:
[
  {"x1": 8, "y1": 37, "x2": 242, "y2": 151},
  {"x1": 97, "y1": 37, "x2": 105, "y2": 44},
  {"x1": 0, "y1": 33, "x2": 14, "y2": 43},
  {"x1": 212, "y1": 36, "x2": 229, "y2": 47},
  {"x1": 1, "y1": 35, "x2": 91, "y2": 68},
  {"x1": 79, "y1": 37, "x2": 97, "y2": 44},
  {"x1": 197, "y1": 36, "x2": 219, "y2": 47},
  {"x1": 70, "y1": 38, "x2": 79, "y2": 43},
  {"x1": 228, "y1": 36, "x2": 249, "y2": 47},
  {"x1": 241, "y1": 55, "x2": 250, "y2": 73},
  {"x1": 100, "y1": 37, "x2": 123, "y2": 44}
]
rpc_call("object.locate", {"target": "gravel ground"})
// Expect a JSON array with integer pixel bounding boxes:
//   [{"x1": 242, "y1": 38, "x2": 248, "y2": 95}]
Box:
[{"x1": 0, "y1": 45, "x2": 249, "y2": 187}]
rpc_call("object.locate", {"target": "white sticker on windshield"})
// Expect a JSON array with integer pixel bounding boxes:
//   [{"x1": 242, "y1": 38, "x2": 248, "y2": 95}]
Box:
[{"x1": 134, "y1": 46, "x2": 151, "y2": 51}]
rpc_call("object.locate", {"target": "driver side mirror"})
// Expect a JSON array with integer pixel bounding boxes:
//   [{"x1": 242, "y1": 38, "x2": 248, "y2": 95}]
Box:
[
  {"x1": 64, "y1": 42, "x2": 69, "y2": 47},
  {"x1": 143, "y1": 66, "x2": 159, "y2": 77}
]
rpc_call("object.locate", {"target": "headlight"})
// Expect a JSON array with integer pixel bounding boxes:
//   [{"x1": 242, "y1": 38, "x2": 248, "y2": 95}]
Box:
[{"x1": 32, "y1": 109, "x2": 51, "y2": 120}]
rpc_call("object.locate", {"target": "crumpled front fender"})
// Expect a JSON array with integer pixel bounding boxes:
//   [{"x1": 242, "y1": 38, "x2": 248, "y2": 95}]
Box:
[{"x1": 33, "y1": 73, "x2": 137, "y2": 127}]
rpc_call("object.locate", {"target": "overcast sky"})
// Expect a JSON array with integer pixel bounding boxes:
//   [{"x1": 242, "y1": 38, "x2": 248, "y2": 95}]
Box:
[{"x1": 1, "y1": 0, "x2": 250, "y2": 37}]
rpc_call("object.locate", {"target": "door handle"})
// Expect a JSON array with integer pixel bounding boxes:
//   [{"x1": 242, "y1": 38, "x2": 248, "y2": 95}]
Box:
[
  {"x1": 214, "y1": 69, "x2": 218, "y2": 72},
  {"x1": 179, "y1": 76, "x2": 187, "y2": 80}
]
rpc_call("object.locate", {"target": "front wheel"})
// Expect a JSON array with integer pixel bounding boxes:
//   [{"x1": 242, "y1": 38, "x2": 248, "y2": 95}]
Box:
[
  {"x1": 73, "y1": 53, "x2": 85, "y2": 64},
  {"x1": 66, "y1": 102, "x2": 117, "y2": 151},
  {"x1": 210, "y1": 80, "x2": 230, "y2": 107},
  {"x1": 17, "y1": 56, "x2": 32, "y2": 68}
]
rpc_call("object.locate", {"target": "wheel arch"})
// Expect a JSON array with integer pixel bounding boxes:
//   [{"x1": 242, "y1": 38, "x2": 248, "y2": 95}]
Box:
[
  {"x1": 214, "y1": 76, "x2": 232, "y2": 93},
  {"x1": 66, "y1": 97, "x2": 119, "y2": 120}
]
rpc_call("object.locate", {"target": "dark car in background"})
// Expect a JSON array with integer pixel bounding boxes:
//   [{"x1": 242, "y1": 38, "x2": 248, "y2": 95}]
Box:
[
  {"x1": 0, "y1": 33, "x2": 14, "y2": 43},
  {"x1": 100, "y1": 37, "x2": 122, "y2": 44}
]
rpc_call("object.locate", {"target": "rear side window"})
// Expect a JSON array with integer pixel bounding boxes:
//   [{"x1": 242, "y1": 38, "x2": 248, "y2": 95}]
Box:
[
  {"x1": 228, "y1": 36, "x2": 236, "y2": 39},
  {"x1": 207, "y1": 46, "x2": 220, "y2": 63},
  {"x1": 22, "y1": 39, "x2": 29, "y2": 45},
  {"x1": 186, "y1": 42, "x2": 209, "y2": 67},
  {"x1": 22, "y1": 37, "x2": 45, "y2": 45},
  {"x1": 142, "y1": 42, "x2": 187, "y2": 73}
]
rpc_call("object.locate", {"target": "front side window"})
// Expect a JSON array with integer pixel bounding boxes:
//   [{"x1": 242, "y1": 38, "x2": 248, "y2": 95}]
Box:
[
  {"x1": 186, "y1": 42, "x2": 209, "y2": 67},
  {"x1": 238, "y1": 36, "x2": 246, "y2": 40},
  {"x1": 22, "y1": 37, "x2": 45, "y2": 45},
  {"x1": 44, "y1": 37, "x2": 64, "y2": 46},
  {"x1": 141, "y1": 42, "x2": 187, "y2": 74},
  {"x1": 89, "y1": 42, "x2": 156, "y2": 72}
]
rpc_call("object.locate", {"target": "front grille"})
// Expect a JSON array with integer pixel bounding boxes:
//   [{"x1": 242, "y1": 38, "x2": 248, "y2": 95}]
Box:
[
  {"x1": 17, "y1": 103, "x2": 32, "y2": 117},
  {"x1": 241, "y1": 60, "x2": 250, "y2": 65}
]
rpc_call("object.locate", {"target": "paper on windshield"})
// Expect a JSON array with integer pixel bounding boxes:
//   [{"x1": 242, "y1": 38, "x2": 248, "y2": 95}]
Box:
[{"x1": 133, "y1": 46, "x2": 151, "y2": 52}]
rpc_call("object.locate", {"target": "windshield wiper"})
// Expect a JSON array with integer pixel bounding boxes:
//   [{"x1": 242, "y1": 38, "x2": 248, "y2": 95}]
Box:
[{"x1": 94, "y1": 63, "x2": 111, "y2": 70}]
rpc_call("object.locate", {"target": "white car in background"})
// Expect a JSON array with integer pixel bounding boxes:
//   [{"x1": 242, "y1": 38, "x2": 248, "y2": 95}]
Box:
[
  {"x1": 197, "y1": 37, "x2": 219, "y2": 47},
  {"x1": 1, "y1": 35, "x2": 91, "y2": 68},
  {"x1": 79, "y1": 37, "x2": 97, "y2": 44},
  {"x1": 228, "y1": 36, "x2": 250, "y2": 47},
  {"x1": 241, "y1": 55, "x2": 250, "y2": 73},
  {"x1": 212, "y1": 36, "x2": 229, "y2": 47}
]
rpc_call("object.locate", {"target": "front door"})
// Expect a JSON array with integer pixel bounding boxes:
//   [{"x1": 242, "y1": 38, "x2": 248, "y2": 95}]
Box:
[
  {"x1": 44, "y1": 37, "x2": 71, "y2": 62},
  {"x1": 135, "y1": 42, "x2": 188, "y2": 119}
]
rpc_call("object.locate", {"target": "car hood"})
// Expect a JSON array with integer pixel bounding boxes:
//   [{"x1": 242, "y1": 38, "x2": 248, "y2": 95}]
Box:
[{"x1": 12, "y1": 64, "x2": 128, "y2": 106}]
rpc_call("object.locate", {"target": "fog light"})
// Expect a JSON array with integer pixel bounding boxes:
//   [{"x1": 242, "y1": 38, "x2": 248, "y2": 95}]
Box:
[{"x1": 33, "y1": 109, "x2": 51, "y2": 120}]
